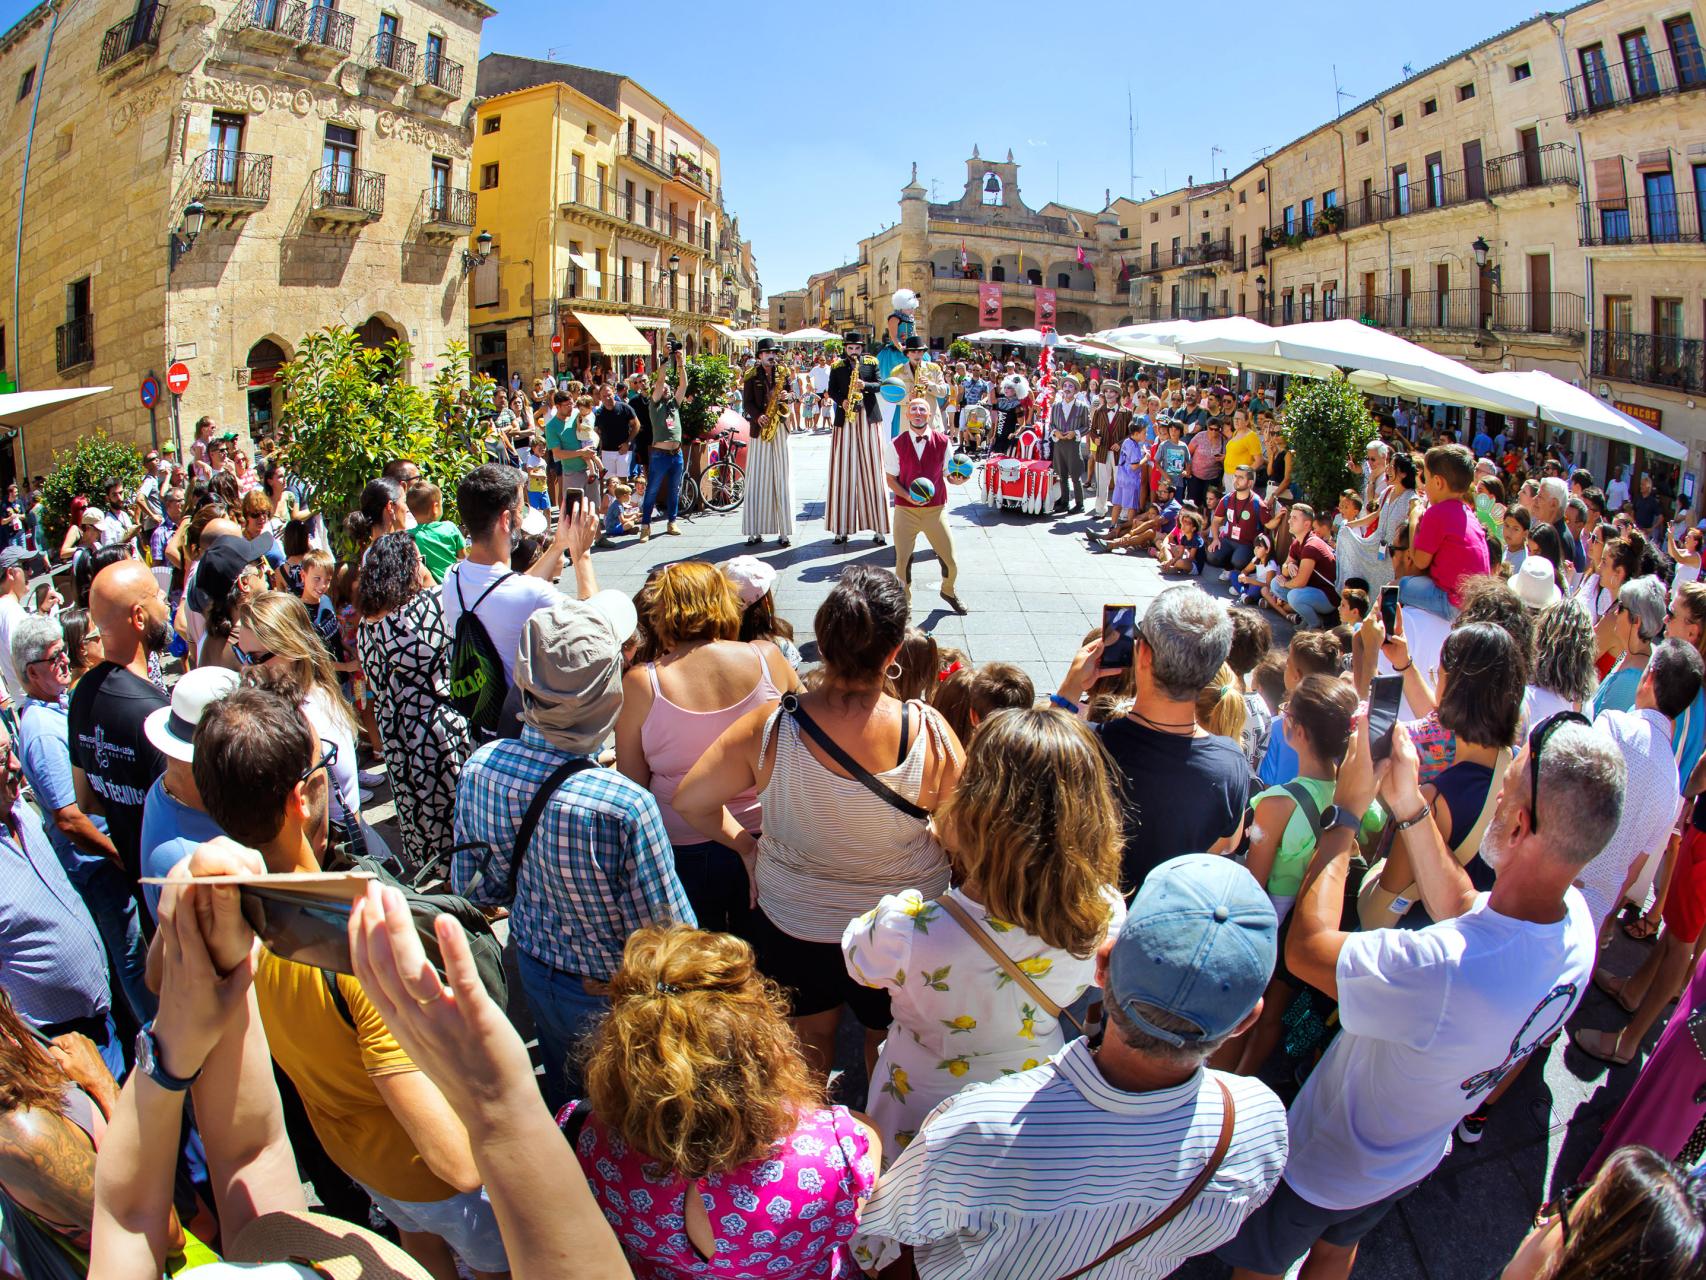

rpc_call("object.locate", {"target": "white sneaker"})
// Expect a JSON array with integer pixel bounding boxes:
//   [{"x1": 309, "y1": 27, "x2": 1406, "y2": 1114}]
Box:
[{"x1": 1219, "y1": 570, "x2": 1234, "y2": 583}]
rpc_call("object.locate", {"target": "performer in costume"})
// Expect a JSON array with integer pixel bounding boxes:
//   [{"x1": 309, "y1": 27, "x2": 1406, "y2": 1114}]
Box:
[
  {"x1": 888, "y1": 336, "x2": 948, "y2": 438},
  {"x1": 741, "y1": 337, "x2": 794, "y2": 546},
  {"x1": 824, "y1": 331, "x2": 889, "y2": 545},
  {"x1": 875, "y1": 289, "x2": 920, "y2": 382},
  {"x1": 884, "y1": 397, "x2": 966, "y2": 616}
]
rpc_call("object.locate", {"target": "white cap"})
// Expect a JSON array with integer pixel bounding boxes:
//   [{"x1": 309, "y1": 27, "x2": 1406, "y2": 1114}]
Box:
[
  {"x1": 1511, "y1": 556, "x2": 1561, "y2": 610},
  {"x1": 143, "y1": 667, "x2": 241, "y2": 762}
]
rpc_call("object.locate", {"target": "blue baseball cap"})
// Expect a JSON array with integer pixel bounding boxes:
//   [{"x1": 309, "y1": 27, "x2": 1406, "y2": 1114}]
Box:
[{"x1": 1107, "y1": 854, "x2": 1277, "y2": 1045}]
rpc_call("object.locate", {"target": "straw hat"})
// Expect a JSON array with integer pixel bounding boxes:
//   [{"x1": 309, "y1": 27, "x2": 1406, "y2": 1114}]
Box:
[{"x1": 223, "y1": 1211, "x2": 436, "y2": 1279}]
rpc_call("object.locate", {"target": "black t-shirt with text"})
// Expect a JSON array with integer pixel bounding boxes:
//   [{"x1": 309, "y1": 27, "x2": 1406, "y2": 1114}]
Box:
[
  {"x1": 67, "y1": 662, "x2": 167, "y2": 882},
  {"x1": 594, "y1": 400, "x2": 638, "y2": 452}
]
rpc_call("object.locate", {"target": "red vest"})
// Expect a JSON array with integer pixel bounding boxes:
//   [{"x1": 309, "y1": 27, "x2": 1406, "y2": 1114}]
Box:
[{"x1": 895, "y1": 431, "x2": 949, "y2": 507}]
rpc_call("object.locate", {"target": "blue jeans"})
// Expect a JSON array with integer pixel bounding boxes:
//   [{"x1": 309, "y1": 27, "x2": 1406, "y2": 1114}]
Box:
[
  {"x1": 516, "y1": 949, "x2": 609, "y2": 1112},
  {"x1": 77, "y1": 861, "x2": 155, "y2": 1025},
  {"x1": 361, "y1": 1182, "x2": 509, "y2": 1273},
  {"x1": 1398, "y1": 573, "x2": 1458, "y2": 621},
  {"x1": 1286, "y1": 586, "x2": 1336, "y2": 629},
  {"x1": 640, "y1": 448, "x2": 684, "y2": 527}
]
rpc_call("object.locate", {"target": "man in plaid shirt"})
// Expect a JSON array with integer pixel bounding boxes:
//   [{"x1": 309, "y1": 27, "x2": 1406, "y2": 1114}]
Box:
[{"x1": 452, "y1": 583, "x2": 694, "y2": 1109}]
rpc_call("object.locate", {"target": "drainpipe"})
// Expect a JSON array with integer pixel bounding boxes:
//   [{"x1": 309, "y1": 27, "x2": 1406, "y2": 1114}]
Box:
[
  {"x1": 11, "y1": 0, "x2": 65, "y2": 481},
  {"x1": 1374, "y1": 101, "x2": 1393, "y2": 298}
]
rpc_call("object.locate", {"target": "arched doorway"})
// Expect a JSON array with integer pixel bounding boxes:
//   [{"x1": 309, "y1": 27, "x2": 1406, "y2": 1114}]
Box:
[
  {"x1": 356, "y1": 315, "x2": 401, "y2": 350},
  {"x1": 245, "y1": 336, "x2": 290, "y2": 437},
  {"x1": 930, "y1": 303, "x2": 977, "y2": 341}
]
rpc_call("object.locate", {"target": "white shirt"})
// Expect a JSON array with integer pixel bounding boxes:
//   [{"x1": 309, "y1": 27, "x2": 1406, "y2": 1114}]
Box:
[
  {"x1": 1284, "y1": 891, "x2": 1594, "y2": 1211},
  {"x1": 882, "y1": 429, "x2": 937, "y2": 478},
  {"x1": 855, "y1": 1039, "x2": 1288, "y2": 1280},
  {"x1": 303, "y1": 686, "x2": 360, "y2": 825},
  {"x1": 1607, "y1": 476, "x2": 1630, "y2": 512},
  {"x1": 98, "y1": 512, "x2": 129, "y2": 548},
  {"x1": 440, "y1": 559, "x2": 561, "y2": 685},
  {"x1": 1580, "y1": 708, "x2": 1680, "y2": 928},
  {"x1": 0, "y1": 593, "x2": 25, "y2": 705},
  {"x1": 810, "y1": 363, "x2": 830, "y2": 394}
]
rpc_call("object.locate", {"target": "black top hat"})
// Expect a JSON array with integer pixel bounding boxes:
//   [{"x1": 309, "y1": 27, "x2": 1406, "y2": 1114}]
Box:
[
  {"x1": 755, "y1": 337, "x2": 779, "y2": 354},
  {"x1": 842, "y1": 331, "x2": 863, "y2": 345},
  {"x1": 902, "y1": 335, "x2": 927, "y2": 352}
]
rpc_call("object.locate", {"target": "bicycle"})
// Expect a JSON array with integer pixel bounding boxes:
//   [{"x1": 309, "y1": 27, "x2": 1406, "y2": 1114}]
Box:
[{"x1": 677, "y1": 427, "x2": 745, "y2": 516}]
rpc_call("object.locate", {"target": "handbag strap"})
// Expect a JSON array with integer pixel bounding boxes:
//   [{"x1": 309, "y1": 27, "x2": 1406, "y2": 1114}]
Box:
[
  {"x1": 781, "y1": 693, "x2": 930, "y2": 821},
  {"x1": 938, "y1": 895, "x2": 1086, "y2": 1040},
  {"x1": 1055, "y1": 1078, "x2": 1236, "y2": 1280},
  {"x1": 504, "y1": 757, "x2": 602, "y2": 900}
]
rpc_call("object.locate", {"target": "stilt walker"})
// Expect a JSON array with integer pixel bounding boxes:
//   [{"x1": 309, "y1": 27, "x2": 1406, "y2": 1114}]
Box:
[
  {"x1": 742, "y1": 337, "x2": 794, "y2": 546},
  {"x1": 825, "y1": 331, "x2": 889, "y2": 545}
]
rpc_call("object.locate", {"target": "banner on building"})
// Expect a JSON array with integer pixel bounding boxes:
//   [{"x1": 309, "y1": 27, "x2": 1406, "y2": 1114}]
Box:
[
  {"x1": 978, "y1": 282, "x2": 1003, "y2": 327},
  {"x1": 1615, "y1": 400, "x2": 1663, "y2": 430},
  {"x1": 1035, "y1": 287, "x2": 1057, "y2": 332}
]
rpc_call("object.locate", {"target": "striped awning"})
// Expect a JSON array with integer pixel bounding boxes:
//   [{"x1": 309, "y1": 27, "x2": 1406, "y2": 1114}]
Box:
[{"x1": 569, "y1": 311, "x2": 650, "y2": 357}]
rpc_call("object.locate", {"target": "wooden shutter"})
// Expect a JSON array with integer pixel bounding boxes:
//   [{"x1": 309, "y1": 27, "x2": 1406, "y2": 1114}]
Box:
[{"x1": 1593, "y1": 157, "x2": 1628, "y2": 207}]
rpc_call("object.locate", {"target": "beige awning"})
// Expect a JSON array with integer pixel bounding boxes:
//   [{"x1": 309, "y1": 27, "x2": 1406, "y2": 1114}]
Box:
[
  {"x1": 566, "y1": 251, "x2": 596, "y2": 271},
  {"x1": 570, "y1": 310, "x2": 651, "y2": 356},
  {"x1": 627, "y1": 316, "x2": 671, "y2": 330}
]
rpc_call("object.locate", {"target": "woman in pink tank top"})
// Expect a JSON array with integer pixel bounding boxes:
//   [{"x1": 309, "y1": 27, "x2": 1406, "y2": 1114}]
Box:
[{"x1": 616, "y1": 563, "x2": 799, "y2": 936}]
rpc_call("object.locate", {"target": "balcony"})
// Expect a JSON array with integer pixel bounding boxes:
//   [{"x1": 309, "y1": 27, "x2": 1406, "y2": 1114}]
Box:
[
  {"x1": 191, "y1": 150, "x2": 272, "y2": 212},
  {"x1": 1489, "y1": 291, "x2": 1586, "y2": 339},
  {"x1": 1485, "y1": 142, "x2": 1579, "y2": 197},
  {"x1": 294, "y1": 4, "x2": 352, "y2": 64},
  {"x1": 1581, "y1": 191, "x2": 1704, "y2": 247},
  {"x1": 421, "y1": 186, "x2": 474, "y2": 235},
  {"x1": 416, "y1": 49, "x2": 462, "y2": 103},
  {"x1": 1563, "y1": 44, "x2": 1706, "y2": 120},
  {"x1": 310, "y1": 164, "x2": 384, "y2": 223},
  {"x1": 1127, "y1": 303, "x2": 1231, "y2": 323},
  {"x1": 231, "y1": 0, "x2": 300, "y2": 51},
  {"x1": 670, "y1": 152, "x2": 710, "y2": 195},
  {"x1": 98, "y1": 3, "x2": 166, "y2": 72},
  {"x1": 1592, "y1": 330, "x2": 1706, "y2": 395},
  {"x1": 56, "y1": 314, "x2": 94, "y2": 372},
  {"x1": 1163, "y1": 237, "x2": 1234, "y2": 269},
  {"x1": 365, "y1": 32, "x2": 415, "y2": 87},
  {"x1": 619, "y1": 135, "x2": 673, "y2": 181}
]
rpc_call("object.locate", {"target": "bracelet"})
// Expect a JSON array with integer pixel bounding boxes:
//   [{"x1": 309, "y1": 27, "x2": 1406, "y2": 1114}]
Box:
[
  {"x1": 1394, "y1": 805, "x2": 1431, "y2": 832},
  {"x1": 1048, "y1": 693, "x2": 1078, "y2": 712},
  {"x1": 1392, "y1": 661, "x2": 1412, "y2": 672}
]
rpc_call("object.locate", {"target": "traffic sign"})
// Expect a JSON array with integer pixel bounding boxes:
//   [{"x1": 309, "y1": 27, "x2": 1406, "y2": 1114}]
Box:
[
  {"x1": 165, "y1": 362, "x2": 191, "y2": 395},
  {"x1": 139, "y1": 375, "x2": 161, "y2": 408},
  {"x1": 549, "y1": 333, "x2": 563, "y2": 354}
]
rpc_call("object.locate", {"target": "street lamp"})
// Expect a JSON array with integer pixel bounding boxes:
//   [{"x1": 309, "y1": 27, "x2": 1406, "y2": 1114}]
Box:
[
  {"x1": 461, "y1": 228, "x2": 493, "y2": 276},
  {"x1": 667, "y1": 252, "x2": 681, "y2": 311},
  {"x1": 168, "y1": 198, "x2": 207, "y2": 272},
  {"x1": 1471, "y1": 235, "x2": 1501, "y2": 286},
  {"x1": 1254, "y1": 273, "x2": 1267, "y2": 318}
]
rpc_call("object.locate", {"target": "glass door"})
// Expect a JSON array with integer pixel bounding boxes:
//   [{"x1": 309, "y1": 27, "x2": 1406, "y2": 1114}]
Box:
[
  {"x1": 322, "y1": 124, "x2": 356, "y2": 204},
  {"x1": 1645, "y1": 170, "x2": 1680, "y2": 241},
  {"x1": 1667, "y1": 15, "x2": 1705, "y2": 87},
  {"x1": 376, "y1": 12, "x2": 399, "y2": 67},
  {"x1": 209, "y1": 112, "x2": 243, "y2": 191},
  {"x1": 1621, "y1": 29, "x2": 1658, "y2": 97},
  {"x1": 1580, "y1": 43, "x2": 1615, "y2": 110}
]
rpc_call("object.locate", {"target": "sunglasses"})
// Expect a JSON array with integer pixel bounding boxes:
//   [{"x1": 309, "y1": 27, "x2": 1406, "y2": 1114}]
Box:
[
  {"x1": 299, "y1": 739, "x2": 339, "y2": 785},
  {"x1": 1527, "y1": 711, "x2": 1590, "y2": 834},
  {"x1": 231, "y1": 640, "x2": 274, "y2": 666}
]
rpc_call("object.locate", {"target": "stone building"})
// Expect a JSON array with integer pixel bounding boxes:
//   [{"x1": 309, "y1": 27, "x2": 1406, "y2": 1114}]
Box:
[
  {"x1": 767, "y1": 288, "x2": 806, "y2": 333},
  {"x1": 0, "y1": 0, "x2": 491, "y2": 474},
  {"x1": 1119, "y1": 0, "x2": 1706, "y2": 493},
  {"x1": 469, "y1": 53, "x2": 753, "y2": 384},
  {"x1": 795, "y1": 148, "x2": 1135, "y2": 349}
]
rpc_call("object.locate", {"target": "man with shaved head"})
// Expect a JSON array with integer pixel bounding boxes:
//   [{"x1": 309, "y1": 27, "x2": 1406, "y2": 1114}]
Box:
[{"x1": 67, "y1": 560, "x2": 169, "y2": 890}]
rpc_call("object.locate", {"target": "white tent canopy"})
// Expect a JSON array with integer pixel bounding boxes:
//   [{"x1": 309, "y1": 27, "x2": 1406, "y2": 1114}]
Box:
[
  {"x1": 780, "y1": 326, "x2": 838, "y2": 343},
  {"x1": 960, "y1": 328, "x2": 1012, "y2": 343},
  {"x1": 711, "y1": 324, "x2": 749, "y2": 343},
  {"x1": 0, "y1": 386, "x2": 111, "y2": 428},
  {"x1": 1480, "y1": 370, "x2": 1686, "y2": 460},
  {"x1": 731, "y1": 327, "x2": 781, "y2": 340}
]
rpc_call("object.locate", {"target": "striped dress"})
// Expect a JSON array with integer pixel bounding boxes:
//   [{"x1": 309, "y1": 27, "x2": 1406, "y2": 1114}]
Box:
[
  {"x1": 826, "y1": 409, "x2": 890, "y2": 537},
  {"x1": 742, "y1": 431, "x2": 794, "y2": 539}
]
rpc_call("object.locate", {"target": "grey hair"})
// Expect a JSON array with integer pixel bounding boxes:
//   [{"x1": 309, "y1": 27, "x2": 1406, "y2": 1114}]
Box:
[
  {"x1": 1366, "y1": 441, "x2": 1390, "y2": 459},
  {"x1": 1538, "y1": 476, "x2": 1569, "y2": 509},
  {"x1": 11, "y1": 614, "x2": 62, "y2": 680},
  {"x1": 1140, "y1": 585, "x2": 1233, "y2": 701},
  {"x1": 1533, "y1": 721, "x2": 1626, "y2": 869},
  {"x1": 1621, "y1": 575, "x2": 1669, "y2": 643},
  {"x1": 1531, "y1": 599, "x2": 1598, "y2": 704},
  {"x1": 1104, "y1": 997, "x2": 1229, "y2": 1070}
]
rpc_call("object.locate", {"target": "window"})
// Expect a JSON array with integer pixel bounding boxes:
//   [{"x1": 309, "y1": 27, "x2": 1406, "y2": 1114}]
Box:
[
  {"x1": 1056, "y1": 272, "x2": 1070, "y2": 288},
  {"x1": 1119, "y1": 226, "x2": 1128, "y2": 239},
  {"x1": 1149, "y1": 211, "x2": 1158, "y2": 223},
  {"x1": 1666, "y1": 16, "x2": 1704, "y2": 88},
  {"x1": 477, "y1": 162, "x2": 499, "y2": 189},
  {"x1": 424, "y1": 31, "x2": 445, "y2": 80},
  {"x1": 1421, "y1": 97, "x2": 1437, "y2": 116},
  {"x1": 1302, "y1": 286, "x2": 1314, "y2": 321},
  {"x1": 1392, "y1": 164, "x2": 1410, "y2": 214},
  {"x1": 482, "y1": 115, "x2": 500, "y2": 134},
  {"x1": 1282, "y1": 205, "x2": 1295, "y2": 234},
  {"x1": 1322, "y1": 282, "x2": 1337, "y2": 319},
  {"x1": 619, "y1": 255, "x2": 631, "y2": 303},
  {"x1": 376, "y1": 12, "x2": 400, "y2": 65},
  {"x1": 1355, "y1": 128, "x2": 1369, "y2": 145},
  {"x1": 16, "y1": 66, "x2": 33, "y2": 101},
  {"x1": 1622, "y1": 29, "x2": 1659, "y2": 97},
  {"x1": 1170, "y1": 204, "x2": 1180, "y2": 216},
  {"x1": 1390, "y1": 111, "x2": 1405, "y2": 128},
  {"x1": 593, "y1": 248, "x2": 604, "y2": 300},
  {"x1": 1302, "y1": 197, "x2": 1315, "y2": 229},
  {"x1": 430, "y1": 155, "x2": 451, "y2": 213},
  {"x1": 209, "y1": 111, "x2": 245, "y2": 187},
  {"x1": 1324, "y1": 189, "x2": 1338, "y2": 209},
  {"x1": 1257, "y1": 178, "x2": 1266, "y2": 192},
  {"x1": 321, "y1": 124, "x2": 356, "y2": 199},
  {"x1": 584, "y1": 122, "x2": 596, "y2": 141},
  {"x1": 1510, "y1": 61, "x2": 1531, "y2": 81},
  {"x1": 1458, "y1": 81, "x2": 1476, "y2": 101},
  {"x1": 1238, "y1": 190, "x2": 1247, "y2": 204}
]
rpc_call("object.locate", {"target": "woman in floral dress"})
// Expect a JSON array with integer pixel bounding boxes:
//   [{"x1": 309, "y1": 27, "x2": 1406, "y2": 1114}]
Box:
[
  {"x1": 563, "y1": 925, "x2": 879, "y2": 1280},
  {"x1": 356, "y1": 532, "x2": 470, "y2": 871},
  {"x1": 842, "y1": 708, "x2": 1125, "y2": 1153}
]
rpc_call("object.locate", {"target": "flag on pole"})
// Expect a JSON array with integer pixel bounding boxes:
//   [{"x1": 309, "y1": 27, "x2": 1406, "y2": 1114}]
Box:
[
  {"x1": 1076, "y1": 245, "x2": 1088, "y2": 268},
  {"x1": 958, "y1": 240, "x2": 968, "y2": 273}
]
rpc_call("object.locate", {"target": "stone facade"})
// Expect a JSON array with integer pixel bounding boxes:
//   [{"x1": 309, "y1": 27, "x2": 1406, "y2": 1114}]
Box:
[{"x1": 0, "y1": 0, "x2": 492, "y2": 475}]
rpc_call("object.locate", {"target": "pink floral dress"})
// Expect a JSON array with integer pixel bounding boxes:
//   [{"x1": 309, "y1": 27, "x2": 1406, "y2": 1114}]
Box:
[{"x1": 560, "y1": 1102, "x2": 876, "y2": 1280}]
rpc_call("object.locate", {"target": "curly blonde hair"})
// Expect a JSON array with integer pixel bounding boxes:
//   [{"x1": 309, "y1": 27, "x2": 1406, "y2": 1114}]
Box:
[
  {"x1": 582, "y1": 926, "x2": 824, "y2": 1180},
  {"x1": 935, "y1": 708, "x2": 1122, "y2": 955}
]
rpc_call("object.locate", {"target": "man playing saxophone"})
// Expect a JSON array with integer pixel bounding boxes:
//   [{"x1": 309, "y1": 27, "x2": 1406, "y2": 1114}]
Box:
[
  {"x1": 824, "y1": 331, "x2": 888, "y2": 546},
  {"x1": 741, "y1": 336, "x2": 795, "y2": 546}
]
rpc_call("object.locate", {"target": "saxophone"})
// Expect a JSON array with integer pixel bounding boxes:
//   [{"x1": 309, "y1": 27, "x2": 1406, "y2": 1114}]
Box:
[
  {"x1": 843, "y1": 357, "x2": 864, "y2": 428},
  {"x1": 758, "y1": 361, "x2": 793, "y2": 442}
]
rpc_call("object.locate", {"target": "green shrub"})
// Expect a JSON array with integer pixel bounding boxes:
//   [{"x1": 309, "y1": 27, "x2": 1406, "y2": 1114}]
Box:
[
  {"x1": 682, "y1": 354, "x2": 735, "y2": 444},
  {"x1": 40, "y1": 432, "x2": 144, "y2": 547},
  {"x1": 1282, "y1": 375, "x2": 1378, "y2": 512},
  {"x1": 947, "y1": 339, "x2": 974, "y2": 361}
]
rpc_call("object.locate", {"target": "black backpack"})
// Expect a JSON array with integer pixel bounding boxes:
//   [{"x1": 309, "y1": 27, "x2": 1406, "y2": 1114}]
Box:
[{"x1": 448, "y1": 569, "x2": 515, "y2": 740}]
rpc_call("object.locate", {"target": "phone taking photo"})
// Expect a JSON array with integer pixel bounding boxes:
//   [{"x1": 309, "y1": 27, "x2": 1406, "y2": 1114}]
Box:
[
  {"x1": 1367, "y1": 673, "x2": 1404, "y2": 763},
  {"x1": 1379, "y1": 583, "x2": 1400, "y2": 635},
  {"x1": 561, "y1": 486, "x2": 582, "y2": 521},
  {"x1": 1101, "y1": 604, "x2": 1137, "y2": 671}
]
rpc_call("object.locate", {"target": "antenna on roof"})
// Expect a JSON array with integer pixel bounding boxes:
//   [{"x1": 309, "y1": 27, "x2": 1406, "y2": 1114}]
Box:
[
  {"x1": 1127, "y1": 85, "x2": 1138, "y2": 200},
  {"x1": 1402, "y1": 61, "x2": 1415, "y2": 78},
  {"x1": 1333, "y1": 64, "x2": 1355, "y2": 117},
  {"x1": 546, "y1": 44, "x2": 570, "y2": 61}
]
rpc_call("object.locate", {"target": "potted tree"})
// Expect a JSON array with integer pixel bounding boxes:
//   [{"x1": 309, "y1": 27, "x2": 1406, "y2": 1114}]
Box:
[{"x1": 1282, "y1": 375, "x2": 1379, "y2": 512}]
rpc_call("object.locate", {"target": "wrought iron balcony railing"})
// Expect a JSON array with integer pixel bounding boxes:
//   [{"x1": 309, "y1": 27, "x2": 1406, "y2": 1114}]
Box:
[
  {"x1": 312, "y1": 164, "x2": 385, "y2": 220},
  {"x1": 56, "y1": 314, "x2": 94, "y2": 371},
  {"x1": 98, "y1": 3, "x2": 166, "y2": 70},
  {"x1": 192, "y1": 150, "x2": 272, "y2": 208},
  {"x1": 1485, "y1": 142, "x2": 1579, "y2": 196},
  {"x1": 1563, "y1": 43, "x2": 1706, "y2": 119},
  {"x1": 1580, "y1": 191, "x2": 1704, "y2": 246},
  {"x1": 1592, "y1": 330, "x2": 1706, "y2": 395}
]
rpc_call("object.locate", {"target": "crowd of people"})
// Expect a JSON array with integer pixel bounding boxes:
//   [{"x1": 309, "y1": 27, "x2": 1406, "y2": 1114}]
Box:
[{"x1": 1, "y1": 342, "x2": 1705, "y2": 1280}]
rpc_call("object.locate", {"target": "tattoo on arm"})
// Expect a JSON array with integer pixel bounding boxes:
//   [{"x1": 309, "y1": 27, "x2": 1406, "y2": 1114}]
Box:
[{"x1": 0, "y1": 1108, "x2": 98, "y2": 1236}]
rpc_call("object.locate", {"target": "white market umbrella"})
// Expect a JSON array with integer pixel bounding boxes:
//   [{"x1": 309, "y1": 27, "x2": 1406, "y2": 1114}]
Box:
[
  {"x1": 1003, "y1": 328, "x2": 1047, "y2": 346},
  {"x1": 1480, "y1": 369, "x2": 1686, "y2": 460},
  {"x1": 0, "y1": 385, "x2": 112, "y2": 428},
  {"x1": 1173, "y1": 318, "x2": 1536, "y2": 416},
  {"x1": 732, "y1": 327, "x2": 781, "y2": 340},
  {"x1": 781, "y1": 326, "x2": 837, "y2": 343},
  {"x1": 960, "y1": 328, "x2": 1012, "y2": 343}
]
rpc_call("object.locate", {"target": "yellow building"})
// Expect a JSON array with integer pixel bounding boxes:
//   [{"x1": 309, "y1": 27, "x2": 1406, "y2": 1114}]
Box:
[
  {"x1": 0, "y1": 0, "x2": 491, "y2": 473},
  {"x1": 472, "y1": 54, "x2": 749, "y2": 383}
]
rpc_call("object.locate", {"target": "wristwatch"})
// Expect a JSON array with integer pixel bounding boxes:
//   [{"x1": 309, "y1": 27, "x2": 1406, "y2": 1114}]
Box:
[
  {"x1": 135, "y1": 1021, "x2": 201, "y2": 1092},
  {"x1": 1319, "y1": 804, "x2": 1364, "y2": 835}
]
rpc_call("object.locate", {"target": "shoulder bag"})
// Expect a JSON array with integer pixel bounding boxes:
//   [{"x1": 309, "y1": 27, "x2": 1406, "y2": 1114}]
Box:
[
  {"x1": 780, "y1": 693, "x2": 929, "y2": 822},
  {"x1": 938, "y1": 894, "x2": 1086, "y2": 1039}
]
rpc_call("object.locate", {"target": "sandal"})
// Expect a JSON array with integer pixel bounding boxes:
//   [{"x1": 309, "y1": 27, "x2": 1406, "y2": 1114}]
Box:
[
  {"x1": 1592, "y1": 970, "x2": 1638, "y2": 1016},
  {"x1": 1571, "y1": 1027, "x2": 1635, "y2": 1067},
  {"x1": 1622, "y1": 913, "x2": 1661, "y2": 941}
]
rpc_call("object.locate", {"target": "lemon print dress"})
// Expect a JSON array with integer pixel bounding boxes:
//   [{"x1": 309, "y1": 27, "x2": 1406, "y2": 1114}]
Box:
[{"x1": 841, "y1": 884, "x2": 1125, "y2": 1155}]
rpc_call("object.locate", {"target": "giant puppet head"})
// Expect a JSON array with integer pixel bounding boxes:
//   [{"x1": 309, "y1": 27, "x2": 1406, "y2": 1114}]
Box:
[{"x1": 891, "y1": 288, "x2": 920, "y2": 317}]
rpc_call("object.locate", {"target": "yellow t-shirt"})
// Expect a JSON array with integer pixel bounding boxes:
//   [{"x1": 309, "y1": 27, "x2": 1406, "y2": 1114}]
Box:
[
  {"x1": 1223, "y1": 429, "x2": 1263, "y2": 475},
  {"x1": 254, "y1": 950, "x2": 456, "y2": 1203}
]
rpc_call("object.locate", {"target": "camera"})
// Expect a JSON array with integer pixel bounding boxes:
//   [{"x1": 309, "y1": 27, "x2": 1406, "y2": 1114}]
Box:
[{"x1": 667, "y1": 336, "x2": 683, "y2": 355}]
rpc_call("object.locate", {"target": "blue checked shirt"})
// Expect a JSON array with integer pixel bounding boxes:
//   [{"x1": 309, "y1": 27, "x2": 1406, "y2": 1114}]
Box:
[
  {"x1": 451, "y1": 726, "x2": 695, "y2": 980},
  {"x1": 0, "y1": 796, "x2": 111, "y2": 1029}
]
